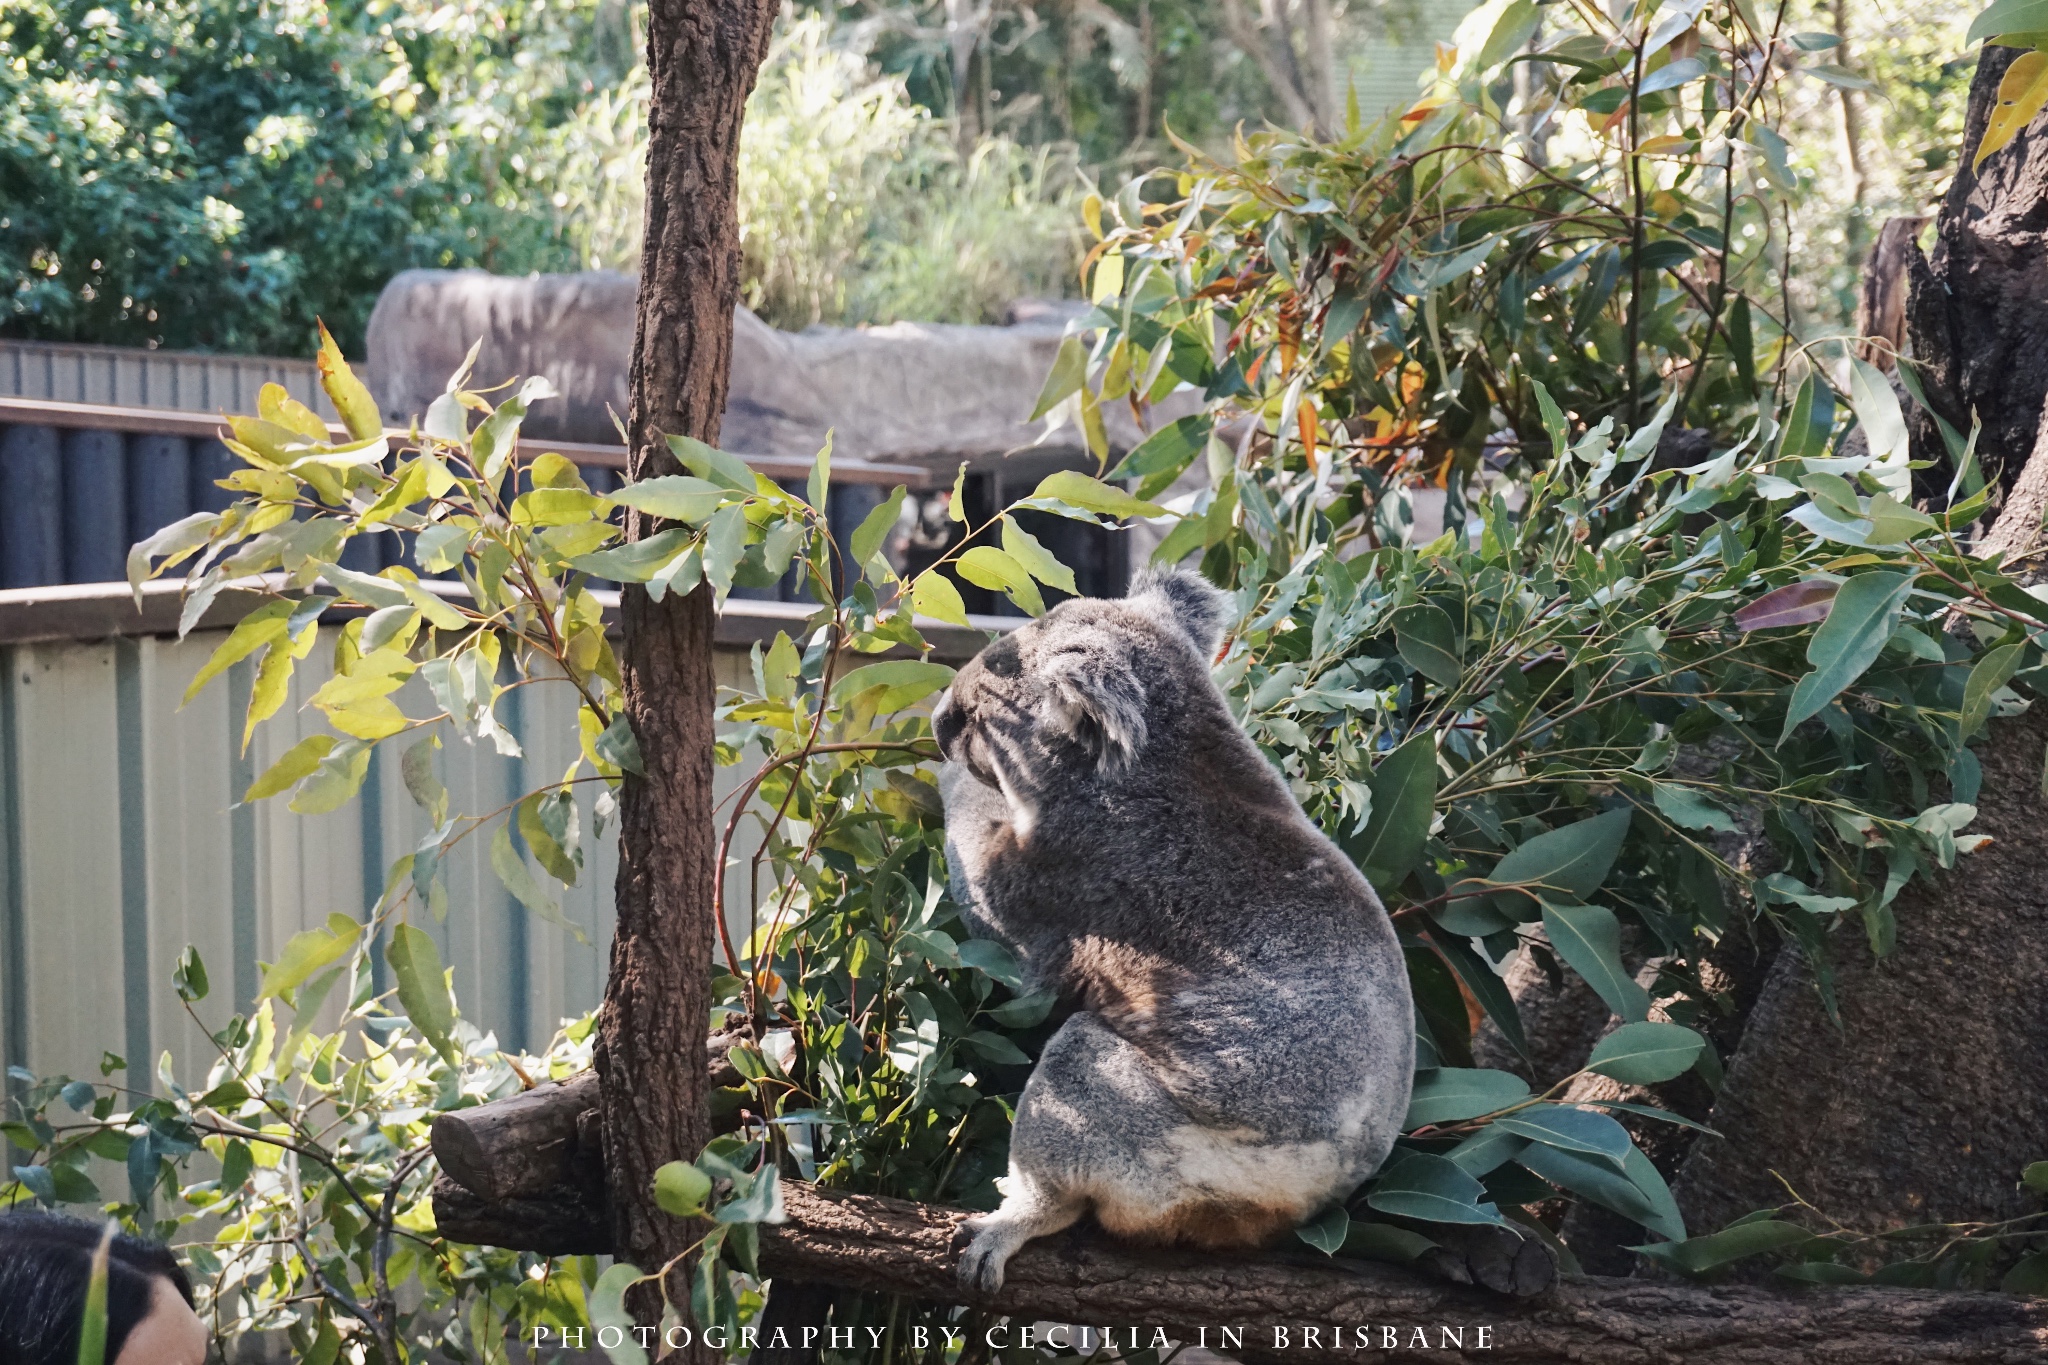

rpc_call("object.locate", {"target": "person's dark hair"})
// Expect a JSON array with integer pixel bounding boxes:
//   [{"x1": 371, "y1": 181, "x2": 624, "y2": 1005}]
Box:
[{"x1": 0, "y1": 1211, "x2": 195, "y2": 1365}]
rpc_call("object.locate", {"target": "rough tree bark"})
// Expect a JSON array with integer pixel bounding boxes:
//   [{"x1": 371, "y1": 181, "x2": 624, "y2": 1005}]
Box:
[
  {"x1": 605, "y1": 0, "x2": 776, "y2": 1333},
  {"x1": 1906, "y1": 44, "x2": 2048, "y2": 500},
  {"x1": 1669, "y1": 41, "x2": 2048, "y2": 1249},
  {"x1": 1672, "y1": 698, "x2": 2048, "y2": 1244},
  {"x1": 432, "y1": 1176, "x2": 2048, "y2": 1363}
]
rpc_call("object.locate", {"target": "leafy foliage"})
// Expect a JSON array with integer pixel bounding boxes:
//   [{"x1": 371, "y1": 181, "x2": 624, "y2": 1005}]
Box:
[
  {"x1": 0, "y1": 0, "x2": 639, "y2": 352},
  {"x1": 1035, "y1": 0, "x2": 2048, "y2": 1260},
  {"x1": 5, "y1": 943, "x2": 606, "y2": 1363}
]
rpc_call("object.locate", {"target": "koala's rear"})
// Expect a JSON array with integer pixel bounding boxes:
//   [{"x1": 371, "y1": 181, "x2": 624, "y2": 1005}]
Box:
[{"x1": 934, "y1": 567, "x2": 1414, "y2": 1292}]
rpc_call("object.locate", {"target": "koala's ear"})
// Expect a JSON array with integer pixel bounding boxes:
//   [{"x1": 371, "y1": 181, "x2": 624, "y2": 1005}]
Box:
[
  {"x1": 1127, "y1": 566, "x2": 1229, "y2": 658},
  {"x1": 1042, "y1": 645, "x2": 1148, "y2": 774}
]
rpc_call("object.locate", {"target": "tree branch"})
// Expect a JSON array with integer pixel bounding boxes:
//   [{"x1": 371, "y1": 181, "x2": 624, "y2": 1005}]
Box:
[{"x1": 430, "y1": 1158, "x2": 2048, "y2": 1364}]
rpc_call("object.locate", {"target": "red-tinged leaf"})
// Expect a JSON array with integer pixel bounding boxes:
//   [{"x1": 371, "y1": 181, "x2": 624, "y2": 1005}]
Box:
[{"x1": 1735, "y1": 579, "x2": 1838, "y2": 632}]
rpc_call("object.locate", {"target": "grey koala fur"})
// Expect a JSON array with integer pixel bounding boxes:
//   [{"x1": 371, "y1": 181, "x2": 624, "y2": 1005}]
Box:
[{"x1": 933, "y1": 566, "x2": 1415, "y2": 1294}]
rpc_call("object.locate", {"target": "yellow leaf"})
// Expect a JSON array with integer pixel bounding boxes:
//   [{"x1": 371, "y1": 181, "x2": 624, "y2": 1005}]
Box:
[
  {"x1": 244, "y1": 641, "x2": 298, "y2": 751},
  {"x1": 911, "y1": 570, "x2": 970, "y2": 626},
  {"x1": 401, "y1": 582, "x2": 471, "y2": 631},
  {"x1": 317, "y1": 320, "x2": 386, "y2": 441},
  {"x1": 322, "y1": 694, "x2": 411, "y2": 740},
  {"x1": 226, "y1": 415, "x2": 312, "y2": 464},
  {"x1": 258, "y1": 383, "x2": 329, "y2": 443},
  {"x1": 1975, "y1": 50, "x2": 2048, "y2": 170},
  {"x1": 1090, "y1": 251, "x2": 1124, "y2": 305}
]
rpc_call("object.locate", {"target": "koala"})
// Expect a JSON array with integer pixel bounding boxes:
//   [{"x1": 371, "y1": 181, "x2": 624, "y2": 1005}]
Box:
[{"x1": 932, "y1": 566, "x2": 1416, "y2": 1294}]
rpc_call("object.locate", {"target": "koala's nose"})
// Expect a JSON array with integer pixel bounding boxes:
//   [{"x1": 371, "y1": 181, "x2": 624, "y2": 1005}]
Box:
[{"x1": 931, "y1": 688, "x2": 964, "y2": 760}]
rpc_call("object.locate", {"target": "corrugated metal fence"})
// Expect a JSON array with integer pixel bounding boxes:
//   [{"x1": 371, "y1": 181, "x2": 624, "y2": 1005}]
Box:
[
  {"x1": 0, "y1": 590, "x2": 989, "y2": 1099},
  {"x1": 0, "y1": 337, "x2": 337, "y2": 419}
]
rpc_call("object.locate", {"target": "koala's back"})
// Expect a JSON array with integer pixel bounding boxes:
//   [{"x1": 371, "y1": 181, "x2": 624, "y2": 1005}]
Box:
[
  {"x1": 990, "y1": 683, "x2": 1412, "y2": 1154},
  {"x1": 937, "y1": 569, "x2": 1415, "y2": 1278}
]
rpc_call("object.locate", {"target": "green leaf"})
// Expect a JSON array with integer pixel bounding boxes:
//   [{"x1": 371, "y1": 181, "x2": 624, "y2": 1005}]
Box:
[
  {"x1": 1776, "y1": 375, "x2": 1835, "y2": 465},
  {"x1": 807, "y1": 432, "x2": 832, "y2": 512},
  {"x1": 1517, "y1": 1141, "x2": 1684, "y2": 1241},
  {"x1": 2003, "y1": 1250, "x2": 2048, "y2": 1295},
  {"x1": 1542, "y1": 901, "x2": 1648, "y2": 1022},
  {"x1": 1585, "y1": 1021, "x2": 1707, "y2": 1084},
  {"x1": 1862, "y1": 492, "x2": 1936, "y2": 546},
  {"x1": 1295, "y1": 1203, "x2": 1350, "y2": 1254},
  {"x1": 244, "y1": 734, "x2": 335, "y2": 803},
  {"x1": 571, "y1": 527, "x2": 693, "y2": 582},
  {"x1": 518, "y1": 789, "x2": 581, "y2": 886},
  {"x1": 664, "y1": 434, "x2": 756, "y2": 493},
  {"x1": 1029, "y1": 335, "x2": 1088, "y2": 421},
  {"x1": 587, "y1": 1262, "x2": 649, "y2": 1365},
  {"x1": 172, "y1": 947, "x2": 209, "y2": 1003},
  {"x1": 1028, "y1": 469, "x2": 1168, "y2": 520},
  {"x1": 491, "y1": 824, "x2": 562, "y2": 920},
  {"x1": 1781, "y1": 571, "x2": 1919, "y2": 740},
  {"x1": 259, "y1": 913, "x2": 360, "y2": 1000},
  {"x1": 1109, "y1": 416, "x2": 1211, "y2": 501},
  {"x1": 955, "y1": 938, "x2": 1024, "y2": 990},
  {"x1": 184, "y1": 600, "x2": 293, "y2": 704},
  {"x1": 1969, "y1": 0, "x2": 2048, "y2": 45},
  {"x1": 1652, "y1": 784, "x2": 1738, "y2": 833},
  {"x1": 1493, "y1": 1105, "x2": 1632, "y2": 1165},
  {"x1": 831, "y1": 660, "x2": 954, "y2": 712},
  {"x1": 594, "y1": 714, "x2": 644, "y2": 775},
  {"x1": 610, "y1": 475, "x2": 727, "y2": 524},
  {"x1": 1637, "y1": 1219, "x2": 1812, "y2": 1277},
  {"x1": 985, "y1": 990, "x2": 1057, "y2": 1028},
  {"x1": 1430, "y1": 932, "x2": 1528, "y2": 1058},
  {"x1": 1366, "y1": 1152, "x2": 1507, "y2": 1226},
  {"x1": 851, "y1": 486, "x2": 907, "y2": 577},
  {"x1": 318, "y1": 562, "x2": 412, "y2": 611},
  {"x1": 1391, "y1": 603, "x2": 1463, "y2": 688},
  {"x1": 654, "y1": 1160, "x2": 713, "y2": 1219},
  {"x1": 1488, "y1": 808, "x2": 1632, "y2": 908},
  {"x1": 387, "y1": 923, "x2": 458, "y2": 1065},
  {"x1": 1345, "y1": 735, "x2": 1437, "y2": 890},
  {"x1": 1961, "y1": 642, "x2": 2025, "y2": 738},
  {"x1": 1001, "y1": 518, "x2": 1078, "y2": 595},
  {"x1": 910, "y1": 571, "x2": 970, "y2": 627},
  {"x1": 956, "y1": 546, "x2": 1045, "y2": 615},
  {"x1": 1404, "y1": 1067, "x2": 1531, "y2": 1128},
  {"x1": 287, "y1": 738, "x2": 372, "y2": 815},
  {"x1": 401, "y1": 734, "x2": 448, "y2": 826},
  {"x1": 716, "y1": 1164, "x2": 787, "y2": 1225},
  {"x1": 701, "y1": 504, "x2": 748, "y2": 603}
]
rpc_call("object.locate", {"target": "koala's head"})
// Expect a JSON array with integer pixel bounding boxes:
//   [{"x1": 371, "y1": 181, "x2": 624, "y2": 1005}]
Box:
[{"x1": 931, "y1": 567, "x2": 1230, "y2": 794}]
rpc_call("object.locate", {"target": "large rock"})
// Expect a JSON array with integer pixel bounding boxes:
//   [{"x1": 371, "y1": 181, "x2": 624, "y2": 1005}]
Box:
[{"x1": 363, "y1": 269, "x2": 1175, "y2": 479}]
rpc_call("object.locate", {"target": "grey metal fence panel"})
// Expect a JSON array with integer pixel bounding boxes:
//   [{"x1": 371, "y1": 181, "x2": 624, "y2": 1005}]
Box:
[
  {"x1": 0, "y1": 624, "x2": 771, "y2": 1090},
  {"x1": 0, "y1": 339, "x2": 337, "y2": 421}
]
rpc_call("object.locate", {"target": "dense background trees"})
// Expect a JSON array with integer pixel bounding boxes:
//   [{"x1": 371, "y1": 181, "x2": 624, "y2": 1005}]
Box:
[{"x1": 4, "y1": 0, "x2": 1982, "y2": 353}]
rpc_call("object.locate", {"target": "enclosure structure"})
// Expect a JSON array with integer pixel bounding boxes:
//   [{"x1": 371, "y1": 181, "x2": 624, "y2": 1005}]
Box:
[{"x1": 0, "y1": 583, "x2": 996, "y2": 1104}]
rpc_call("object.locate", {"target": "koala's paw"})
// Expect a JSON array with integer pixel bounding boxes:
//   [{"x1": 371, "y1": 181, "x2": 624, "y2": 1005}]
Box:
[
  {"x1": 951, "y1": 1216, "x2": 1015, "y2": 1295},
  {"x1": 1415, "y1": 1224, "x2": 1556, "y2": 1297}
]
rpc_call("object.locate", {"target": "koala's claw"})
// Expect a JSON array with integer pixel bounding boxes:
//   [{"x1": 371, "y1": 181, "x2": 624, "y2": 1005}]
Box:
[{"x1": 952, "y1": 1216, "x2": 1011, "y2": 1295}]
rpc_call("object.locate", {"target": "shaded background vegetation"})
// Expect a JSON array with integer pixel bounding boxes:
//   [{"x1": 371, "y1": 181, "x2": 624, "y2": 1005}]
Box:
[{"x1": 20, "y1": 0, "x2": 1979, "y2": 354}]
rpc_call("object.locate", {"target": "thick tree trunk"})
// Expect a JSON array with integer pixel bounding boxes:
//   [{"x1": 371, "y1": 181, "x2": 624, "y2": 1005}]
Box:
[
  {"x1": 1671, "y1": 701, "x2": 2048, "y2": 1248},
  {"x1": 432, "y1": 1178, "x2": 2048, "y2": 1363},
  {"x1": 605, "y1": 0, "x2": 776, "y2": 1335},
  {"x1": 1906, "y1": 44, "x2": 2048, "y2": 500}
]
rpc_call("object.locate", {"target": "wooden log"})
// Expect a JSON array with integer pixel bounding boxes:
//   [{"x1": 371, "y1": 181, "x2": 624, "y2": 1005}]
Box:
[
  {"x1": 430, "y1": 1033, "x2": 769, "y2": 1203},
  {"x1": 429, "y1": 1175, "x2": 610, "y2": 1256},
  {"x1": 429, "y1": 1178, "x2": 2048, "y2": 1363},
  {"x1": 430, "y1": 1071, "x2": 602, "y2": 1204}
]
